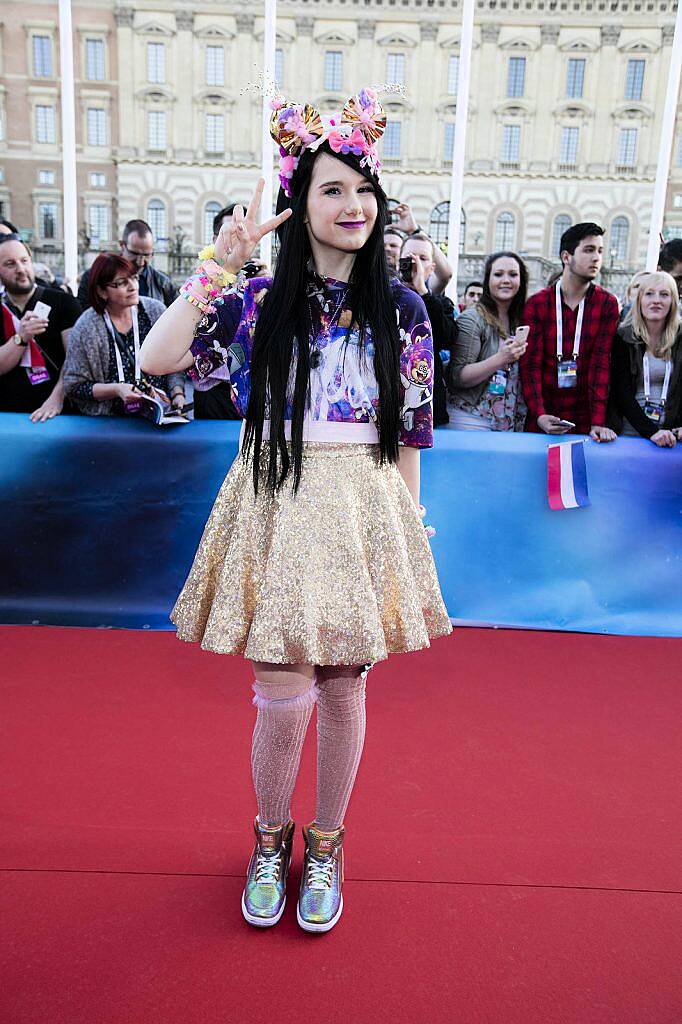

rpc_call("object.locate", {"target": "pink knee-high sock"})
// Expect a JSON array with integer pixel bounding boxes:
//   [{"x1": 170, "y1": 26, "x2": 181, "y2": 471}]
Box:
[
  {"x1": 314, "y1": 668, "x2": 367, "y2": 832},
  {"x1": 251, "y1": 678, "x2": 318, "y2": 827}
]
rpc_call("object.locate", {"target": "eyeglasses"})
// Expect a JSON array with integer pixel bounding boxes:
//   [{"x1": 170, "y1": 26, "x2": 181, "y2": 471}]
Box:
[
  {"x1": 124, "y1": 247, "x2": 154, "y2": 260},
  {"x1": 107, "y1": 275, "x2": 139, "y2": 289}
]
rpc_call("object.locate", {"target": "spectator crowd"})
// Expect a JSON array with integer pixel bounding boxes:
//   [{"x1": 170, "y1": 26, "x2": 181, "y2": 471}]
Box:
[{"x1": 1, "y1": 205, "x2": 681, "y2": 448}]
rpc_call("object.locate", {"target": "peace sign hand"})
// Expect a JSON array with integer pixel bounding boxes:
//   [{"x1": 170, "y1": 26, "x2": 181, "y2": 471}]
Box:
[{"x1": 215, "y1": 178, "x2": 292, "y2": 274}]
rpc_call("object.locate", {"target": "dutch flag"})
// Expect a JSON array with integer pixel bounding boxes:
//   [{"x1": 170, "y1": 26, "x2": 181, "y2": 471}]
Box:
[{"x1": 547, "y1": 440, "x2": 590, "y2": 511}]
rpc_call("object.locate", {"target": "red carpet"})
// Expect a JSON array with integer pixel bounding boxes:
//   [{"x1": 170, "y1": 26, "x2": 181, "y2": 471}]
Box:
[{"x1": 2, "y1": 625, "x2": 681, "y2": 1023}]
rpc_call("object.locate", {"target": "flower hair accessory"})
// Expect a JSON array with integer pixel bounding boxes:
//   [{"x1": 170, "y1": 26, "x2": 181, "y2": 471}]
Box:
[{"x1": 269, "y1": 87, "x2": 387, "y2": 197}]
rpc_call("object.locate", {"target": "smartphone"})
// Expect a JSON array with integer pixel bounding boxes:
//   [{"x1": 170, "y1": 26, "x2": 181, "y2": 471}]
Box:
[
  {"x1": 514, "y1": 325, "x2": 529, "y2": 344},
  {"x1": 33, "y1": 300, "x2": 52, "y2": 320},
  {"x1": 399, "y1": 256, "x2": 414, "y2": 283},
  {"x1": 556, "y1": 419, "x2": 575, "y2": 429}
]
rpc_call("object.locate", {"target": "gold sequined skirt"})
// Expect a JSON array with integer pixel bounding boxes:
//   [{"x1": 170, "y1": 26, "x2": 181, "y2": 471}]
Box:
[{"x1": 171, "y1": 443, "x2": 452, "y2": 665}]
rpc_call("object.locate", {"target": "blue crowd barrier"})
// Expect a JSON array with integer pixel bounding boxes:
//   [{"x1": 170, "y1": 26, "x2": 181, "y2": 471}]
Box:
[{"x1": 1, "y1": 413, "x2": 680, "y2": 637}]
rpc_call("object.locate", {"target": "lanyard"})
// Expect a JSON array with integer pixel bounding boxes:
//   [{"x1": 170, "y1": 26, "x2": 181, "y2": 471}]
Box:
[
  {"x1": 104, "y1": 306, "x2": 140, "y2": 383},
  {"x1": 643, "y1": 354, "x2": 672, "y2": 406},
  {"x1": 555, "y1": 280, "x2": 585, "y2": 362}
]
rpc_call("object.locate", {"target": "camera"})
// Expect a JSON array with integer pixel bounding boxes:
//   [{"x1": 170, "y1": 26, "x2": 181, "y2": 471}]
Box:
[
  {"x1": 241, "y1": 260, "x2": 262, "y2": 279},
  {"x1": 399, "y1": 256, "x2": 414, "y2": 283}
]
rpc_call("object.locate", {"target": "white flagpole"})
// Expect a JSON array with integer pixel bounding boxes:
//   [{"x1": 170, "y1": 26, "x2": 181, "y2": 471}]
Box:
[
  {"x1": 646, "y1": 4, "x2": 682, "y2": 271},
  {"x1": 445, "y1": 0, "x2": 475, "y2": 302},
  {"x1": 260, "y1": 0, "x2": 277, "y2": 269},
  {"x1": 58, "y1": 0, "x2": 78, "y2": 294}
]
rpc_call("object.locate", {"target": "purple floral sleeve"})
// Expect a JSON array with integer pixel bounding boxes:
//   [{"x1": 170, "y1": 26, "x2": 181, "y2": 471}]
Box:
[
  {"x1": 396, "y1": 285, "x2": 434, "y2": 449},
  {"x1": 187, "y1": 289, "x2": 244, "y2": 392}
]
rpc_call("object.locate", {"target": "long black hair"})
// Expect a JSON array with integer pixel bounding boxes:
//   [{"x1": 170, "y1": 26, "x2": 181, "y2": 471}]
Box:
[
  {"x1": 478, "y1": 250, "x2": 528, "y2": 335},
  {"x1": 242, "y1": 142, "x2": 402, "y2": 494}
]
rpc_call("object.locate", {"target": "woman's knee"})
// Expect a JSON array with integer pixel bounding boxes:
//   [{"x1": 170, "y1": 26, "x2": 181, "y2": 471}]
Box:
[
  {"x1": 251, "y1": 662, "x2": 317, "y2": 703},
  {"x1": 315, "y1": 665, "x2": 367, "y2": 698}
]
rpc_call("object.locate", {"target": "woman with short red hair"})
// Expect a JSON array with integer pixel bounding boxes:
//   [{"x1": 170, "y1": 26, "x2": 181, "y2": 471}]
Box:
[{"x1": 64, "y1": 253, "x2": 185, "y2": 416}]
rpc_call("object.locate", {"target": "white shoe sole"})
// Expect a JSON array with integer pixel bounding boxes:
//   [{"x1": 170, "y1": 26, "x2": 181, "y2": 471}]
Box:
[
  {"x1": 241, "y1": 891, "x2": 286, "y2": 928},
  {"x1": 296, "y1": 895, "x2": 344, "y2": 933}
]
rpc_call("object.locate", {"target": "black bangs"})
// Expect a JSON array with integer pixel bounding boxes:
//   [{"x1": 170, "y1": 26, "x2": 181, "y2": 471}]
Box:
[{"x1": 243, "y1": 144, "x2": 402, "y2": 495}]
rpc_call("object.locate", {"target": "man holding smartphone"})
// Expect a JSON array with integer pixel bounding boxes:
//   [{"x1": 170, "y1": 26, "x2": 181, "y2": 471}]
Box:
[
  {"x1": 0, "y1": 237, "x2": 81, "y2": 422},
  {"x1": 520, "y1": 222, "x2": 619, "y2": 442}
]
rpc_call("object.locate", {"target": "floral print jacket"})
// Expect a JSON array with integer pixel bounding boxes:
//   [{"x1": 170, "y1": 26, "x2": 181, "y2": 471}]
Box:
[{"x1": 189, "y1": 273, "x2": 435, "y2": 448}]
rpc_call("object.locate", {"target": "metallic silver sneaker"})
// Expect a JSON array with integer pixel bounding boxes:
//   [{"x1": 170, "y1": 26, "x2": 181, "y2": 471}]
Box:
[
  {"x1": 297, "y1": 824, "x2": 345, "y2": 933},
  {"x1": 241, "y1": 818, "x2": 295, "y2": 927}
]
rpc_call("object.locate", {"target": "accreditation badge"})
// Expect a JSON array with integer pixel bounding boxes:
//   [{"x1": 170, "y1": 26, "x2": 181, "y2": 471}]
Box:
[
  {"x1": 488, "y1": 370, "x2": 507, "y2": 396},
  {"x1": 557, "y1": 359, "x2": 578, "y2": 389},
  {"x1": 644, "y1": 401, "x2": 664, "y2": 423}
]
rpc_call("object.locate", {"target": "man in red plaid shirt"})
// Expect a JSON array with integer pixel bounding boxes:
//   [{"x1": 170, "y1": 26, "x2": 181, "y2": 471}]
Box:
[{"x1": 520, "y1": 222, "x2": 619, "y2": 442}]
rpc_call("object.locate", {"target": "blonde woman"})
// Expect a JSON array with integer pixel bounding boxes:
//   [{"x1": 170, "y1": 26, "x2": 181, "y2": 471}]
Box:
[{"x1": 609, "y1": 271, "x2": 682, "y2": 446}]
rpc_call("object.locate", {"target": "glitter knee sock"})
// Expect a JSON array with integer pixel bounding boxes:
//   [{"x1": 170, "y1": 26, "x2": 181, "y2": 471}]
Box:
[
  {"x1": 251, "y1": 676, "x2": 318, "y2": 827},
  {"x1": 314, "y1": 667, "x2": 367, "y2": 832}
]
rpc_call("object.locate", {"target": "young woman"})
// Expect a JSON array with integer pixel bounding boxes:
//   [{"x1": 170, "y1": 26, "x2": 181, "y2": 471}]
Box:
[
  {"x1": 64, "y1": 254, "x2": 186, "y2": 416},
  {"x1": 447, "y1": 251, "x2": 529, "y2": 431},
  {"x1": 609, "y1": 270, "x2": 682, "y2": 446},
  {"x1": 140, "y1": 90, "x2": 451, "y2": 933}
]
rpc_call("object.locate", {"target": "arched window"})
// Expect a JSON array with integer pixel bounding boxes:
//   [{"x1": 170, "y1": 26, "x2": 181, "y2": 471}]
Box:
[
  {"x1": 429, "y1": 201, "x2": 450, "y2": 246},
  {"x1": 146, "y1": 198, "x2": 167, "y2": 243},
  {"x1": 204, "y1": 201, "x2": 221, "y2": 245},
  {"x1": 551, "y1": 214, "x2": 572, "y2": 258},
  {"x1": 429, "y1": 201, "x2": 466, "y2": 254},
  {"x1": 610, "y1": 216, "x2": 629, "y2": 262},
  {"x1": 494, "y1": 211, "x2": 516, "y2": 251}
]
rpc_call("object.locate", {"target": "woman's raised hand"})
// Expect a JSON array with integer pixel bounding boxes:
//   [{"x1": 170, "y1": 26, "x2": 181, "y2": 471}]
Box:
[{"x1": 214, "y1": 178, "x2": 292, "y2": 273}]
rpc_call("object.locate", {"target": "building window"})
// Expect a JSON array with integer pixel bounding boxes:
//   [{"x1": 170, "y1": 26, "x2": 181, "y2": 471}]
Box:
[
  {"x1": 566, "y1": 58, "x2": 585, "y2": 99},
  {"x1": 146, "y1": 199, "x2": 167, "y2": 241},
  {"x1": 205, "y1": 45, "x2": 224, "y2": 87},
  {"x1": 677, "y1": 134, "x2": 682, "y2": 166},
  {"x1": 33, "y1": 35, "x2": 53, "y2": 78},
  {"x1": 204, "y1": 201, "x2": 222, "y2": 244},
  {"x1": 430, "y1": 201, "x2": 450, "y2": 246},
  {"x1": 275, "y1": 48, "x2": 284, "y2": 87},
  {"x1": 35, "y1": 105, "x2": 56, "y2": 144},
  {"x1": 494, "y1": 211, "x2": 516, "y2": 250},
  {"x1": 444, "y1": 122, "x2": 455, "y2": 162},
  {"x1": 88, "y1": 204, "x2": 110, "y2": 244},
  {"x1": 506, "y1": 56, "x2": 526, "y2": 98},
  {"x1": 90, "y1": 172, "x2": 106, "y2": 187},
  {"x1": 85, "y1": 39, "x2": 105, "y2": 81},
  {"x1": 559, "y1": 126, "x2": 579, "y2": 166},
  {"x1": 386, "y1": 53, "x2": 405, "y2": 87},
  {"x1": 87, "y1": 109, "x2": 107, "y2": 147},
  {"x1": 551, "y1": 214, "x2": 572, "y2": 257},
  {"x1": 324, "y1": 51, "x2": 343, "y2": 91},
  {"x1": 447, "y1": 54, "x2": 459, "y2": 96},
  {"x1": 501, "y1": 124, "x2": 520, "y2": 164},
  {"x1": 383, "y1": 121, "x2": 401, "y2": 159},
  {"x1": 205, "y1": 113, "x2": 224, "y2": 153},
  {"x1": 625, "y1": 59, "x2": 645, "y2": 101},
  {"x1": 617, "y1": 128, "x2": 637, "y2": 167},
  {"x1": 39, "y1": 202, "x2": 58, "y2": 239},
  {"x1": 610, "y1": 216, "x2": 629, "y2": 261},
  {"x1": 39, "y1": 169, "x2": 55, "y2": 186},
  {"x1": 147, "y1": 110, "x2": 167, "y2": 150},
  {"x1": 147, "y1": 42, "x2": 166, "y2": 85}
]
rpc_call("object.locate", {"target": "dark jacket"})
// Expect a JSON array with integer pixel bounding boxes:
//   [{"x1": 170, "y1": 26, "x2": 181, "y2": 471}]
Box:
[
  {"x1": 77, "y1": 264, "x2": 177, "y2": 310},
  {"x1": 421, "y1": 291, "x2": 456, "y2": 427},
  {"x1": 608, "y1": 322, "x2": 682, "y2": 437}
]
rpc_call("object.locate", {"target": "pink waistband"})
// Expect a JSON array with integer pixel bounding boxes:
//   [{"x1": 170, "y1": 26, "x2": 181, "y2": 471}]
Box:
[{"x1": 239, "y1": 420, "x2": 379, "y2": 446}]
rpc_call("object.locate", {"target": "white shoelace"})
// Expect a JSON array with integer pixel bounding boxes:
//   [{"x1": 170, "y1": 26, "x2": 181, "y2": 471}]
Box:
[
  {"x1": 307, "y1": 856, "x2": 334, "y2": 890},
  {"x1": 255, "y1": 850, "x2": 283, "y2": 885}
]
